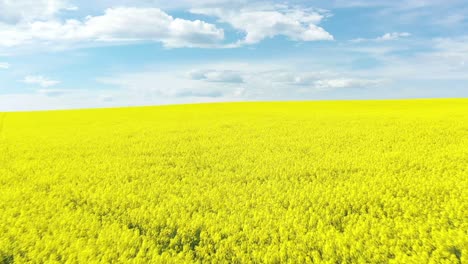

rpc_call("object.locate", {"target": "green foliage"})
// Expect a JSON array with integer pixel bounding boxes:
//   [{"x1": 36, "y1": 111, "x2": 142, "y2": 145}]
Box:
[{"x1": 0, "y1": 99, "x2": 467, "y2": 263}]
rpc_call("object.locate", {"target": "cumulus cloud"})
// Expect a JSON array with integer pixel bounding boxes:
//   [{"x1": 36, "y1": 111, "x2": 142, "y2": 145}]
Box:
[
  {"x1": 0, "y1": 3, "x2": 335, "y2": 51},
  {"x1": 0, "y1": 0, "x2": 76, "y2": 23},
  {"x1": 191, "y1": 5, "x2": 333, "y2": 46},
  {"x1": 0, "y1": 62, "x2": 9, "y2": 69},
  {"x1": 22, "y1": 75, "x2": 60, "y2": 87},
  {"x1": 0, "y1": 7, "x2": 225, "y2": 49}
]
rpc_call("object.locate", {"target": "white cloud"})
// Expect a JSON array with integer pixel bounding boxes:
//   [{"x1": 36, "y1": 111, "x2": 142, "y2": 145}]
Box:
[
  {"x1": 22, "y1": 75, "x2": 60, "y2": 87},
  {"x1": 0, "y1": 3, "x2": 334, "y2": 51},
  {"x1": 188, "y1": 69, "x2": 244, "y2": 83},
  {"x1": 263, "y1": 71, "x2": 332, "y2": 86},
  {"x1": 314, "y1": 78, "x2": 382, "y2": 90},
  {"x1": 0, "y1": 62, "x2": 9, "y2": 69},
  {"x1": 434, "y1": 14, "x2": 466, "y2": 26},
  {"x1": 0, "y1": 0, "x2": 76, "y2": 23},
  {"x1": 98, "y1": 70, "x2": 235, "y2": 99},
  {"x1": 352, "y1": 32, "x2": 411, "y2": 43},
  {"x1": 96, "y1": 62, "x2": 384, "y2": 106},
  {"x1": 332, "y1": 0, "x2": 462, "y2": 9},
  {"x1": 0, "y1": 7, "x2": 225, "y2": 49},
  {"x1": 433, "y1": 36, "x2": 468, "y2": 53},
  {"x1": 377, "y1": 32, "x2": 411, "y2": 41},
  {"x1": 346, "y1": 36, "x2": 468, "y2": 81},
  {"x1": 73, "y1": 0, "x2": 246, "y2": 11},
  {"x1": 37, "y1": 88, "x2": 68, "y2": 96},
  {"x1": 191, "y1": 5, "x2": 333, "y2": 46}
]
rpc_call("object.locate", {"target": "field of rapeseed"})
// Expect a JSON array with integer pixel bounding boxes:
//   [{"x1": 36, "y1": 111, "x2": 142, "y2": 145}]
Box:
[{"x1": 0, "y1": 99, "x2": 467, "y2": 263}]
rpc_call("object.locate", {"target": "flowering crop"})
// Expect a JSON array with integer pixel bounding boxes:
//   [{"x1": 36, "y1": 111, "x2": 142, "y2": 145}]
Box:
[{"x1": 0, "y1": 99, "x2": 467, "y2": 263}]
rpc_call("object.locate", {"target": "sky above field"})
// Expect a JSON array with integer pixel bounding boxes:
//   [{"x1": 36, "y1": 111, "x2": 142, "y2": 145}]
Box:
[{"x1": 0, "y1": 0, "x2": 467, "y2": 110}]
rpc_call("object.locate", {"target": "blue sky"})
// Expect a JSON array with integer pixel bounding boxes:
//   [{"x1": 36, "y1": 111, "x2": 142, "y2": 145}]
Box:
[{"x1": 0, "y1": 0, "x2": 467, "y2": 110}]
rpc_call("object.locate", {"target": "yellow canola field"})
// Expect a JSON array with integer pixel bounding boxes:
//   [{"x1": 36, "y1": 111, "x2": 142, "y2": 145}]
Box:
[{"x1": 0, "y1": 99, "x2": 467, "y2": 263}]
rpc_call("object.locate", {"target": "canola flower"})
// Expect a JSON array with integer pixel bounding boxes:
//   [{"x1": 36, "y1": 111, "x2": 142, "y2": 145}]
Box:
[{"x1": 0, "y1": 99, "x2": 467, "y2": 263}]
